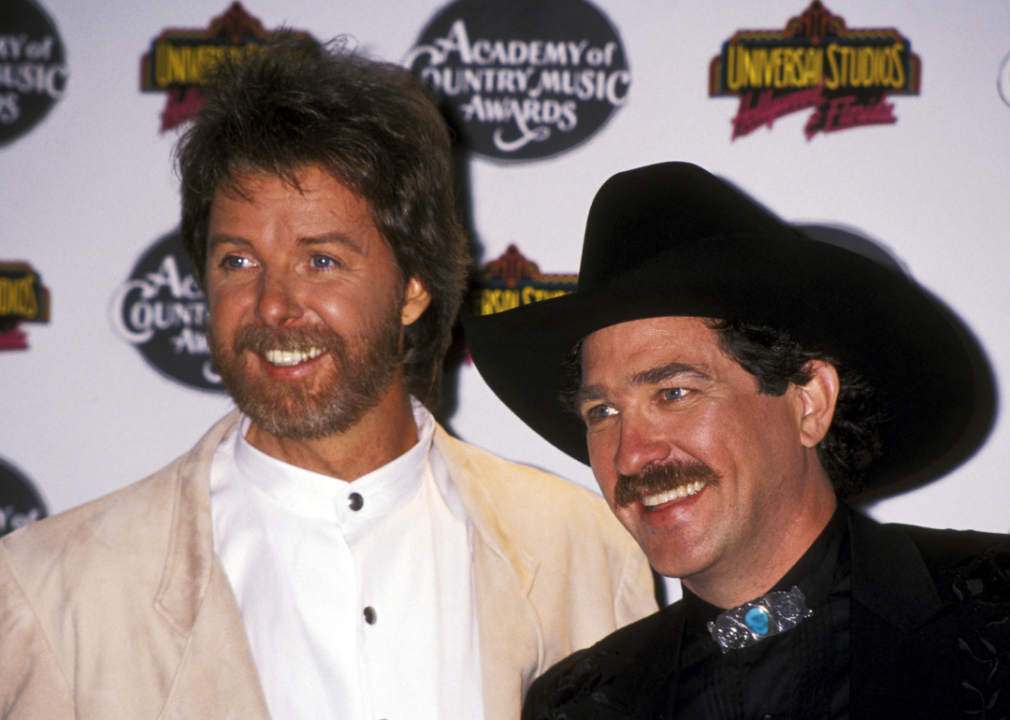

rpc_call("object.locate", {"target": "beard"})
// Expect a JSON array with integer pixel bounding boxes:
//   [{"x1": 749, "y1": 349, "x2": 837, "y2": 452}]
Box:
[
  {"x1": 614, "y1": 460, "x2": 721, "y2": 508},
  {"x1": 208, "y1": 305, "x2": 404, "y2": 440}
]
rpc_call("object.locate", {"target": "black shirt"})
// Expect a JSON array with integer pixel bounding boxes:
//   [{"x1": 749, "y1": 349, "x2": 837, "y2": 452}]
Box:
[{"x1": 672, "y1": 504, "x2": 852, "y2": 719}]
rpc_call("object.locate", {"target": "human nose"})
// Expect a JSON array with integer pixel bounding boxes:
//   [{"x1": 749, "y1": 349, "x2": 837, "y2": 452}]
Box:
[
  {"x1": 613, "y1": 412, "x2": 671, "y2": 478},
  {"x1": 254, "y1": 270, "x2": 303, "y2": 327}
]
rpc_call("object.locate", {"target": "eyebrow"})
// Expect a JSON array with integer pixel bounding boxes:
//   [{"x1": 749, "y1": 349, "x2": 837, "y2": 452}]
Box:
[
  {"x1": 207, "y1": 232, "x2": 365, "y2": 255},
  {"x1": 572, "y1": 362, "x2": 712, "y2": 408},
  {"x1": 632, "y1": 362, "x2": 711, "y2": 387}
]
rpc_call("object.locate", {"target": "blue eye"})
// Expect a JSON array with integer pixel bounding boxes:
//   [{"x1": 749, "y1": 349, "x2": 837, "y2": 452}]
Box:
[
  {"x1": 662, "y1": 388, "x2": 688, "y2": 401},
  {"x1": 584, "y1": 404, "x2": 617, "y2": 422},
  {"x1": 311, "y1": 255, "x2": 338, "y2": 269},
  {"x1": 222, "y1": 255, "x2": 251, "y2": 269}
]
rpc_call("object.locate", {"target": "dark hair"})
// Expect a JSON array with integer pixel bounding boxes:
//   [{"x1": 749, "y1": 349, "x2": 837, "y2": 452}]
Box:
[
  {"x1": 560, "y1": 319, "x2": 884, "y2": 498},
  {"x1": 709, "y1": 319, "x2": 883, "y2": 498},
  {"x1": 176, "y1": 35, "x2": 469, "y2": 407}
]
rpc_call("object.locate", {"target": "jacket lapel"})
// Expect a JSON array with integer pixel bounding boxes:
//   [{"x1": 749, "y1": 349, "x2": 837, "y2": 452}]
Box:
[
  {"x1": 849, "y1": 511, "x2": 944, "y2": 630},
  {"x1": 848, "y1": 511, "x2": 958, "y2": 718},
  {"x1": 434, "y1": 428, "x2": 543, "y2": 720},
  {"x1": 154, "y1": 413, "x2": 271, "y2": 720}
]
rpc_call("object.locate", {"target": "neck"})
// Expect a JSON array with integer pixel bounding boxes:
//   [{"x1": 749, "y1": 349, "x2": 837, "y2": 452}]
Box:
[
  {"x1": 245, "y1": 382, "x2": 420, "y2": 482},
  {"x1": 684, "y1": 478, "x2": 838, "y2": 610}
]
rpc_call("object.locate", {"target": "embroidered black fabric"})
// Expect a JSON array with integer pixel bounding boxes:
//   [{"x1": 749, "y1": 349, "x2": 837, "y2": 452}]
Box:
[{"x1": 945, "y1": 550, "x2": 1010, "y2": 717}]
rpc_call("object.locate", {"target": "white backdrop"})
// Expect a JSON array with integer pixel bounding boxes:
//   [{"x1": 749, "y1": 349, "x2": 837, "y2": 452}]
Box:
[{"x1": 3, "y1": 0, "x2": 1009, "y2": 578}]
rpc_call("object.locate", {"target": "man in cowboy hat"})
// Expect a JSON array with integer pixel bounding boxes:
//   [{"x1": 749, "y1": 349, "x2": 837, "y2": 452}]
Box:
[{"x1": 464, "y1": 162, "x2": 1010, "y2": 718}]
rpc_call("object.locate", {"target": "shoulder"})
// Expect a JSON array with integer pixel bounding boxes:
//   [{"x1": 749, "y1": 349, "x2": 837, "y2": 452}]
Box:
[
  {"x1": 2, "y1": 460, "x2": 181, "y2": 586},
  {"x1": 891, "y1": 522, "x2": 1010, "y2": 566},
  {"x1": 523, "y1": 603, "x2": 682, "y2": 720},
  {"x1": 898, "y1": 524, "x2": 1010, "y2": 606},
  {"x1": 0, "y1": 412, "x2": 236, "y2": 610},
  {"x1": 0, "y1": 456, "x2": 186, "y2": 708},
  {"x1": 433, "y1": 427, "x2": 625, "y2": 539},
  {"x1": 849, "y1": 513, "x2": 1010, "y2": 713},
  {"x1": 853, "y1": 512, "x2": 1010, "y2": 598}
]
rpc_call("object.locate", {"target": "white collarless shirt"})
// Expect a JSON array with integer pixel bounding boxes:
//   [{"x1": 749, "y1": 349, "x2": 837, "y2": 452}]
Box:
[{"x1": 209, "y1": 401, "x2": 484, "y2": 720}]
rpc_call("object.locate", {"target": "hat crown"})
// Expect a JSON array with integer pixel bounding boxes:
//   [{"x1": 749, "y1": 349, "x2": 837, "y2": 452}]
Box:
[{"x1": 578, "y1": 162, "x2": 798, "y2": 291}]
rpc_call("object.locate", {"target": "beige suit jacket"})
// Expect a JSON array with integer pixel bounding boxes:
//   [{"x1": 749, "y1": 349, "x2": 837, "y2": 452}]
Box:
[{"x1": 0, "y1": 412, "x2": 655, "y2": 720}]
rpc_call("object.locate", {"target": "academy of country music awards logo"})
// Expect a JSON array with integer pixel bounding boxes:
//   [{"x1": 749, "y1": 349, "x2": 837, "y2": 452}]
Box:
[
  {"x1": 709, "y1": 1, "x2": 920, "y2": 140},
  {"x1": 111, "y1": 230, "x2": 222, "y2": 392},
  {"x1": 407, "y1": 0, "x2": 630, "y2": 161},
  {"x1": 0, "y1": 0, "x2": 68, "y2": 148}
]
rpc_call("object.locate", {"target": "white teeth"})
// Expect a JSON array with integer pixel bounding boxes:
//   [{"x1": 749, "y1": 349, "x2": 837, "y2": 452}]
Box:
[
  {"x1": 263, "y1": 347, "x2": 325, "y2": 367},
  {"x1": 641, "y1": 481, "x2": 706, "y2": 508}
]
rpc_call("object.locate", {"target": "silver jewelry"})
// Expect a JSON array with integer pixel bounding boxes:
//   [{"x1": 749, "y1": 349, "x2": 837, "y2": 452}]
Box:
[{"x1": 707, "y1": 586, "x2": 813, "y2": 652}]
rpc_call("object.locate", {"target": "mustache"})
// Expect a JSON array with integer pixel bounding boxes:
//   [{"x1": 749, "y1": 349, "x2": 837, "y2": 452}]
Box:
[
  {"x1": 614, "y1": 460, "x2": 720, "y2": 508},
  {"x1": 232, "y1": 325, "x2": 345, "y2": 356}
]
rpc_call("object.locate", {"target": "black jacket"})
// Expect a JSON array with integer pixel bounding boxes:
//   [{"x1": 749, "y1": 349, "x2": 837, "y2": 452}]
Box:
[{"x1": 523, "y1": 511, "x2": 1010, "y2": 720}]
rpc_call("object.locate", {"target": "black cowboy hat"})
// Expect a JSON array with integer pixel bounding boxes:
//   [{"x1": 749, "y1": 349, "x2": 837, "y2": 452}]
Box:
[{"x1": 462, "y1": 162, "x2": 995, "y2": 492}]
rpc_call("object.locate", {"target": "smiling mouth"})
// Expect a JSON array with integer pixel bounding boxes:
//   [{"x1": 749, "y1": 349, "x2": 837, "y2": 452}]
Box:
[
  {"x1": 262, "y1": 347, "x2": 326, "y2": 367},
  {"x1": 641, "y1": 480, "x2": 707, "y2": 508}
]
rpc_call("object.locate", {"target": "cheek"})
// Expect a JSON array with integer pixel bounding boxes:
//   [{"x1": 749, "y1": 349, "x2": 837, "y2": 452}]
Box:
[
  {"x1": 588, "y1": 445, "x2": 619, "y2": 503},
  {"x1": 209, "y1": 281, "x2": 255, "y2": 314},
  {"x1": 206, "y1": 288, "x2": 251, "y2": 341}
]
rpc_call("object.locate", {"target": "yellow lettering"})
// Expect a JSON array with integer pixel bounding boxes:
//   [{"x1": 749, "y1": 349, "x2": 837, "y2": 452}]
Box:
[
  {"x1": 726, "y1": 45, "x2": 742, "y2": 91},
  {"x1": 480, "y1": 289, "x2": 521, "y2": 315},
  {"x1": 520, "y1": 287, "x2": 570, "y2": 304},
  {"x1": 890, "y1": 42, "x2": 905, "y2": 88},
  {"x1": 825, "y1": 44, "x2": 840, "y2": 90},
  {"x1": 0, "y1": 276, "x2": 37, "y2": 318},
  {"x1": 806, "y1": 47, "x2": 823, "y2": 86},
  {"x1": 149, "y1": 42, "x2": 261, "y2": 87},
  {"x1": 155, "y1": 42, "x2": 170, "y2": 87},
  {"x1": 771, "y1": 48, "x2": 784, "y2": 88}
]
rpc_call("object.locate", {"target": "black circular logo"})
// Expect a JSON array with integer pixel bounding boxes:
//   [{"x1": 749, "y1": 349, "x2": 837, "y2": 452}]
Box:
[
  {"x1": 0, "y1": 0, "x2": 68, "y2": 148},
  {"x1": 0, "y1": 456, "x2": 47, "y2": 536},
  {"x1": 407, "y1": 0, "x2": 630, "y2": 161},
  {"x1": 111, "y1": 230, "x2": 223, "y2": 392}
]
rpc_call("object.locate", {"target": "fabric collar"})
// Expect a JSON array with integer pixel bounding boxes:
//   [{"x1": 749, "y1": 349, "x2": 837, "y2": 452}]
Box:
[{"x1": 232, "y1": 398, "x2": 435, "y2": 532}]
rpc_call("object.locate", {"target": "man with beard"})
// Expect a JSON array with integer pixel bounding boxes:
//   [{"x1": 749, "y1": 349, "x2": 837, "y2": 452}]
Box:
[
  {"x1": 0, "y1": 39, "x2": 655, "y2": 720},
  {"x1": 464, "y1": 162, "x2": 1010, "y2": 719}
]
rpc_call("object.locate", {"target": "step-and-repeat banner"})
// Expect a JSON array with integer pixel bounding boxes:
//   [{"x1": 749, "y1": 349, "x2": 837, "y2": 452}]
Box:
[{"x1": 4, "y1": 2, "x2": 1009, "y2": 586}]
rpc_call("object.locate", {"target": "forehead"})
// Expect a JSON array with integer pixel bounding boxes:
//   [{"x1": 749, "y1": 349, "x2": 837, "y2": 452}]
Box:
[
  {"x1": 213, "y1": 165, "x2": 369, "y2": 217},
  {"x1": 580, "y1": 316, "x2": 729, "y2": 379},
  {"x1": 206, "y1": 165, "x2": 396, "y2": 261}
]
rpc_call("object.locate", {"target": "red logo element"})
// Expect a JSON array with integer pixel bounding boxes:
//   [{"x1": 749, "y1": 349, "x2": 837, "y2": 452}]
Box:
[
  {"x1": 139, "y1": 3, "x2": 313, "y2": 132},
  {"x1": 472, "y1": 245, "x2": 576, "y2": 316},
  {"x1": 709, "y1": 1, "x2": 920, "y2": 140}
]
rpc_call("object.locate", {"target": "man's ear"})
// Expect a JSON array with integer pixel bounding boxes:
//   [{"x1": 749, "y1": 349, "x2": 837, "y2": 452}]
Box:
[
  {"x1": 400, "y1": 277, "x2": 431, "y2": 327},
  {"x1": 796, "y1": 360, "x2": 839, "y2": 448}
]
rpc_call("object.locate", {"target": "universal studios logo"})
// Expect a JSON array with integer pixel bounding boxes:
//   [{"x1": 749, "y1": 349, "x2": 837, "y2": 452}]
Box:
[
  {"x1": 111, "y1": 230, "x2": 222, "y2": 391},
  {"x1": 407, "y1": 0, "x2": 629, "y2": 161}
]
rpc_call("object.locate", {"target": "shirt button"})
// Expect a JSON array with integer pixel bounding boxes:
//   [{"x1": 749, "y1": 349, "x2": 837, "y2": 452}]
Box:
[
  {"x1": 348, "y1": 492, "x2": 364, "y2": 511},
  {"x1": 364, "y1": 606, "x2": 377, "y2": 624}
]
